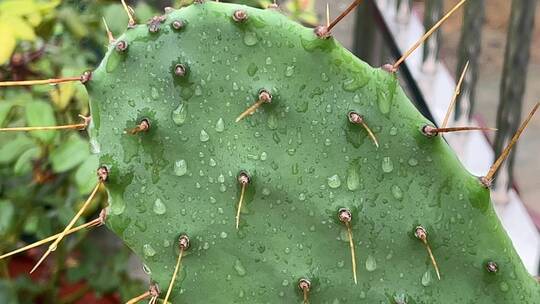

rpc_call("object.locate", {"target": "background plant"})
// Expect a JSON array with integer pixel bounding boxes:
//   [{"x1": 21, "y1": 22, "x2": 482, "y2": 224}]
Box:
[{"x1": 0, "y1": 1, "x2": 317, "y2": 303}]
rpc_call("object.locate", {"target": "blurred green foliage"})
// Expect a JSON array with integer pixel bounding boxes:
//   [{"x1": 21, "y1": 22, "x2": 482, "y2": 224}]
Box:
[
  {"x1": 0, "y1": 0, "x2": 317, "y2": 302},
  {"x1": 0, "y1": 1, "x2": 157, "y2": 302}
]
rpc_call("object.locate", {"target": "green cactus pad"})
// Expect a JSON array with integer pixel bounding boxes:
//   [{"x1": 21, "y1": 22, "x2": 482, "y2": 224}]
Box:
[{"x1": 85, "y1": 2, "x2": 540, "y2": 303}]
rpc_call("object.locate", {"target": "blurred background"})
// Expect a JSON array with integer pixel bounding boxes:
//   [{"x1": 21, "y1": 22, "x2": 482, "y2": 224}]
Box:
[{"x1": 0, "y1": 0, "x2": 538, "y2": 303}]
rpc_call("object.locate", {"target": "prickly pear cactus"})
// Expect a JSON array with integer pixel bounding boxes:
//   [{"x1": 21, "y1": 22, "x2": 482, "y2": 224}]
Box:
[{"x1": 84, "y1": 2, "x2": 539, "y2": 303}]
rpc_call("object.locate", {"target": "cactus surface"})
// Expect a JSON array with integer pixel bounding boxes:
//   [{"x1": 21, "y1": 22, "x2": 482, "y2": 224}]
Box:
[{"x1": 76, "y1": 2, "x2": 540, "y2": 303}]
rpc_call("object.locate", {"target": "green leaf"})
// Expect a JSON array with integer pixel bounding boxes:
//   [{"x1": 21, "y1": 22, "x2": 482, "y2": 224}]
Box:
[
  {"x1": 74, "y1": 154, "x2": 99, "y2": 194},
  {"x1": 13, "y1": 147, "x2": 40, "y2": 175},
  {"x1": 0, "y1": 134, "x2": 34, "y2": 164},
  {"x1": 134, "y1": 2, "x2": 155, "y2": 22},
  {"x1": 61, "y1": 7, "x2": 88, "y2": 38},
  {"x1": 50, "y1": 134, "x2": 90, "y2": 173},
  {"x1": 49, "y1": 82, "x2": 75, "y2": 110},
  {"x1": 25, "y1": 101, "x2": 57, "y2": 143},
  {"x1": 0, "y1": 200, "x2": 15, "y2": 235},
  {"x1": 22, "y1": 213, "x2": 39, "y2": 235},
  {"x1": 102, "y1": 4, "x2": 129, "y2": 35},
  {"x1": 0, "y1": 102, "x2": 14, "y2": 126},
  {"x1": 0, "y1": 279, "x2": 18, "y2": 304}
]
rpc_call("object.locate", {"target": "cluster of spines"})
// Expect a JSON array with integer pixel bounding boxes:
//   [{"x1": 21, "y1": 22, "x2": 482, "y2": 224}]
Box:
[{"x1": 0, "y1": 0, "x2": 538, "y2": 303}]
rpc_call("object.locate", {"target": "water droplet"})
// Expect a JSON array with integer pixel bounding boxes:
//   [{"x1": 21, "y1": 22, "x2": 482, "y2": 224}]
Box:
[
  {"x1": 408, "y1": 158, "x2": 418, "y2": 167},
  {"x1": 200, "y1": 129, "x2": 210, "y2": 142},
  {"x1": 285, "y1": 65, "x2": 295, "y2": 77},
  {"x1": 243, "y1": 31, "x2": 258, "y2": 46},
  {"x1": 421, "y1": 270, "x2": 432, "y2": 286},
  {"x1": 264, "y1": 114, "x2": 278, "y2": 130},
  {"x1": 342, "y1": 76, "x2": 368, "y2": 92},
  {"x1": 499, "y1": 281, "x2": 509, "y2": 292},
  {"x1": 234, "y1": 259, "x2": 247, "y2": 276},
  {"x1": 327, "y1": 174, "x2": 341, "y2": 189},
  {"x1": 382, "y1": 157, "x2": 394, "y2": 173},
  {"x1": 151, "y1": 86, "x2": 159, "y2": 100},
  {"x1": 321, "y1": 72, "x2": 329, "y2": 82},
  {"x1": 172, "y1": 103, "x2": 187, "y2": 125},
  {"x1": 153, "y1": 198, "x2": 166, "y2": 215},
  {"x1": 393, "y1": 292, "x2": 408, "y2": 304},
  {"x1": 325, "y1": 104, "x2": 332, "y2": 113},
  {"x1": 391, "y1": 185, "x2": 403, "y2": 201},
  {"x1": 247, "y1": 63, "x2": 258, "y2": 76},
  {"x1": 174, "y1": 159, "x2": 188, "y2": 176},
  {"x1": 347, "y1": 165, "x2": 360, "y2": 191},
  {"x1": 220, "y1": 231, "x2": 228, "y2": 238},
  {"x1": 143, "y1": 244, "x2": 156, "y2": 257},
  {"x1": 142, "y1": 264, "x2": 152, "y2": 275},
  {"x1": 215, "y1": 118, "x2": 225, "y2": 132},
  {"x1": 377, "y1": 87, "x2": 392, "y2": 114},
  {"x1": 365, "y1": 255, "x2": 377, "y2": 272}
]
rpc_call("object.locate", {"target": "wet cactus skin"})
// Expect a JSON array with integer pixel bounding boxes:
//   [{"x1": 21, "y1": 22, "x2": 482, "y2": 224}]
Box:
[{"x1": 85, "y1": 2, "x2": 539, "y2": 303}]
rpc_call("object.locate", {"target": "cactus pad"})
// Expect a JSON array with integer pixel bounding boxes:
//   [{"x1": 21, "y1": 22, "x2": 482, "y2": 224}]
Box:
[{"x1": 84, "y1": 2, "x2": 539, "y2": 303}]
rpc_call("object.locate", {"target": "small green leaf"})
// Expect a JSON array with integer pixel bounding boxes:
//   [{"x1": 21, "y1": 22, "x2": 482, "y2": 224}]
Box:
[
  {"x1": 0, "y1": 200, "x2": 15, "y2": 235},
  {"x1": 0, "y1": 134, "x2": 34, "y2": 164},
  {"x1": 74, "y1": 154, "x2": 99, "y2": 194},
  {"x1": 14, "y1": 147, "x2": 40, "y2": 175},
  {"x1": 61, "y1": 7, "x2": 88, "y2": 38},
  {"x1": 134, "y1": 2, "x2": 155, "y2": 24},
  {"x1": 49, "y1": 82, "x2": 75, "y2": 110},
  {"x1": 22, "y1": 212, "x2": 39, "y2": 235},
  {"x1": 25, "y1": 101, "x2": 57, "y2": 143},
  {"x1": 102, "y1": 4, "x2": 129, "y2": 34},
  {"x1": 0, "y1": 279, "x2": 18, "y2": 304},
  {"x1": 0, "y1": 102, "x2": 14, "y2": 126},
  {"x1": 50, "y1": 134, "x2": 90, "y2": 172}
]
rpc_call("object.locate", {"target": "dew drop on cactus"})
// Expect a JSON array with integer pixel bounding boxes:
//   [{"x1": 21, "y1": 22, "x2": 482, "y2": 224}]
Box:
[
  {"x1": 365, "y1": 254, "x2": 377, "y2": 272},
  {"x1": 382, "y1": 156, "x2": 394, "y2": 173},
  {"x1": 153, "y1": 198, "x2": 167, "y2": 215},
  {"x1": 215, "y1": 118, "x2": 225, "y2": 132},
  {"x1": 172, "y1": 103, "x2": 188, "y2": 125},
  {"x1": 327, "y1": 174, "x2": 341, "y2": 189},
  {"x1": 174, "y1": 160, "x2": 188, "y2": 176}
]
